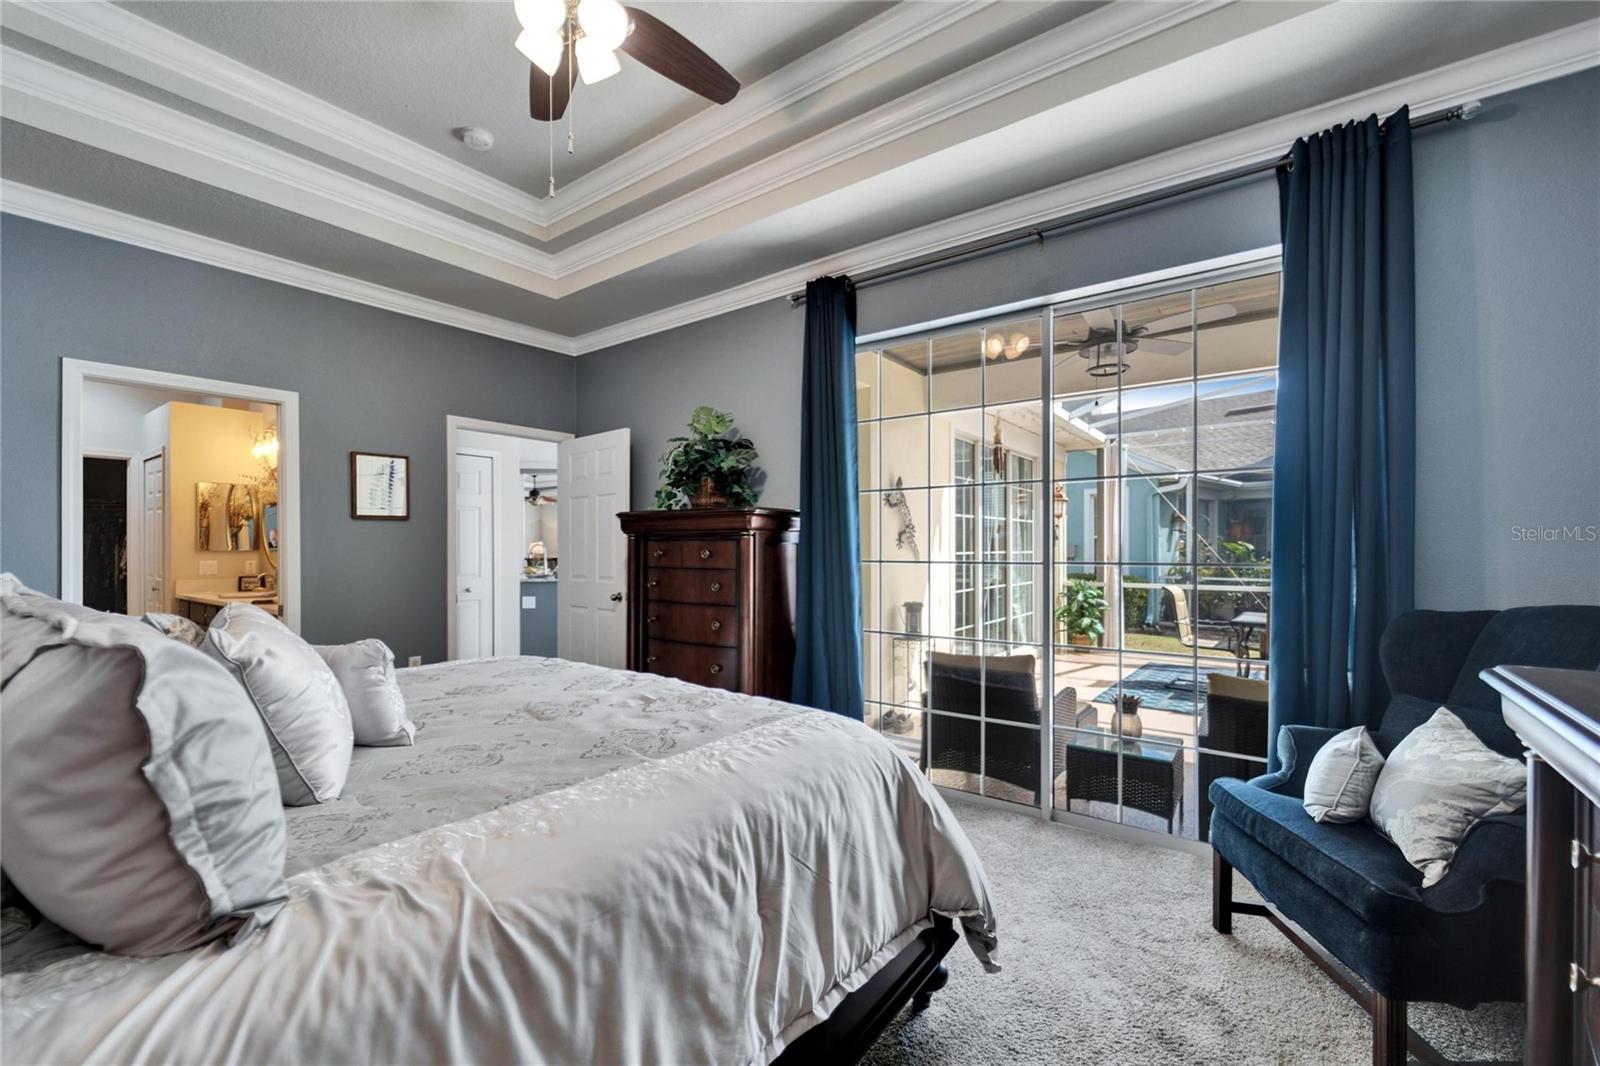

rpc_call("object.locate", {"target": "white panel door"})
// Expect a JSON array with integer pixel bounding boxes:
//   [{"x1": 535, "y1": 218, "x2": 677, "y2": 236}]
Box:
[
  {"x1": 141, "y1": 452, "x2": 164, "y2": 614},
  {"x1": 557, "y1": 429, "x2": 630, "y2": 667},
  {"x1": 454, "y1": 451, "x2": 495, "y2": 660}
]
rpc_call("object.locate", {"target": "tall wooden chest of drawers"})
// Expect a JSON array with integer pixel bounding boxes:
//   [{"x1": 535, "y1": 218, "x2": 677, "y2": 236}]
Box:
[
  {"x1": 1486, "y1": 666, "x2": 1600, "y2": 1065},
  {"x1": 618, "y1": 508, "x2": 799, "y2": 700}
]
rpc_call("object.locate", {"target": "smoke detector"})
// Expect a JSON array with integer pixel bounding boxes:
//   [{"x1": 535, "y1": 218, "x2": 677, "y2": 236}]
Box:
[{"x1": 455, "y1": 127, "x2": 495, "y2": 152}]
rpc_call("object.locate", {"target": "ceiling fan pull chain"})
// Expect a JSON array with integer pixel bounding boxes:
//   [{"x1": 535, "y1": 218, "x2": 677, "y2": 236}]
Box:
[{"x1": 548, "y1": 75, "x2": 557, "y2": 197}]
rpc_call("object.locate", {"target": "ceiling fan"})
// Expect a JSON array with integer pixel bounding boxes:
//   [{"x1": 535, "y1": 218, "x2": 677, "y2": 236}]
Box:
[
  {"x1": 516, "y1": 0, "x2": 739, "y2": 123},
  {"x1": 1060, "y1": 304, "x2": 1238, "y2": 378}
]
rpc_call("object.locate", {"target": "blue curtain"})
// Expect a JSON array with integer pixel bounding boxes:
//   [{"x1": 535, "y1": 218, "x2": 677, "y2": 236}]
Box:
[
  {"x1": 1268, "y1": 107, "x2": 1416, "y2": 758},
  {"x1": 792, "y1": 275, "x2": 865, "y2": 719}
]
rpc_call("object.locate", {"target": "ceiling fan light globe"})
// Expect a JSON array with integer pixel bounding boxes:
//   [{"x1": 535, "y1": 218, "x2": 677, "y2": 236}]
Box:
[
  {"x1": 575, "y1": 36, "x2": 621, "y2": 84},
  {"x1": 985, "y1": 334, "x2": 1004, "y2": 359},
  {"x1": 578, "y1": 0, "x2": 629, "y2": 51},
  {"x1": 516, "y1": 30, "x2": 566, "y2": 75},
  {"x1": 514, "y1": 0, "x2": 566, "y2": 33},
  {"x1": 1012, "y1": 334, "x2": 1030, "y2": 355}
]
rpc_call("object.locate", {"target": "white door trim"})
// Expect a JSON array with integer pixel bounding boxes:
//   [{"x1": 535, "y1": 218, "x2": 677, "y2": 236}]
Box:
[
  {"x1": 444, "y1": 415, "x2": 572, "y2": 663},
  {"x1": 60, "y1": 358, "x2": 302, "y2": 631}
]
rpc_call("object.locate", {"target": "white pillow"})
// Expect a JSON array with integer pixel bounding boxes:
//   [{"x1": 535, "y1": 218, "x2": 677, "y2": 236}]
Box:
[
  {"x1": 1302, "y1": 725, "x2": 1385, "y2": 823},
  {"x1": 1, "y1": 576, "x2": 287, "y2": 955},
  {"x1": 203, "y1": 603, "x2": 353, "y2": 806},
  {"x1": 1369, "y1": 708, "x2": 1526, "y2": 887},
  {"x1": 313, "y1": 639, "x2": 415, "y2": 747}
]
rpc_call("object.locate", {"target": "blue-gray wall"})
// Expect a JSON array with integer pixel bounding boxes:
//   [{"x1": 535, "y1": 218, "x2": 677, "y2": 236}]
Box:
[
  {"x1": 581, "y1": 68, "x2": 1600, "y2": 611},
  {"x1": 1411, "y1": 68, "x2": 1600, "y2": 610},
  {"x1": 0, "y1": 215, "x2": 578, "y2": 662},
  {"x1": 577, "y1": 177, "x2": 1280, "y2": 511}
]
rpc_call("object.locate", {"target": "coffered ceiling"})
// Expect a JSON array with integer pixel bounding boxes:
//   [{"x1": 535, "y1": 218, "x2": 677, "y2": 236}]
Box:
[{"x1": 2, "y1": 1, "x2": 1596, "y2": 354}]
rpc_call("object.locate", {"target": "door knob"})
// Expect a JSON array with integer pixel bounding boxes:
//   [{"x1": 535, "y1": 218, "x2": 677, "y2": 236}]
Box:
[
  {"x1": 463, "y1": 587, "x2": 472, "y2": 594},
  {"x1": 610, "y1": 592, "x2": 624, "y2": 602}
]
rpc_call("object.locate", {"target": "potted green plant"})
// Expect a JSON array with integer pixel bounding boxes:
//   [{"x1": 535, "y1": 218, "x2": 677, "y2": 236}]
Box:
[
  {"x1": 1055, "y1": 578, "x2": 1107, "y2": 648},
  {"x1": 654, "y1": 406, "x2": 761, "y2": 510}
]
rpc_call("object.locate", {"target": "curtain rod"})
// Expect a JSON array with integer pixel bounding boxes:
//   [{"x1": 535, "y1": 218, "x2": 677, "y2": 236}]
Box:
[{"x1": 787, "y1": 100, "x2": 1479, "y2": 306}]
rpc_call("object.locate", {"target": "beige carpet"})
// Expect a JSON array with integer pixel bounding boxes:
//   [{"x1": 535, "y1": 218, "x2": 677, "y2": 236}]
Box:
[{"x1": 864, "y1": 798, "x2": 1522, "y2": 1065}]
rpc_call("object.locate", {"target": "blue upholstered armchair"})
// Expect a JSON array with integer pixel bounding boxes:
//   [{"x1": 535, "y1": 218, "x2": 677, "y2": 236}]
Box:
[{"x1": 1209, "y1": 606, "x2": 1600, "y2": 1066}]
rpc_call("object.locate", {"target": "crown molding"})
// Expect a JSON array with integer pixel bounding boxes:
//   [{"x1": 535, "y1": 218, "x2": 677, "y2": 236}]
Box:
[
  {"x1": 1, "y1": 181, "x2": 577, "y2": 355},
  {"x1": 540, "y1": 0, "x2": 995, "y2": 228},
  {"x1": 549, "y1": 0, "x2": 1238, "y2": 289},
  {"x1": 5, "y1": 16, "x2": 1593, "y2": 359},
  {"x1": 0, "y1": 0, "x2": 1000, "y2": 237},
  {"x1": 0, "y1": 0, "x2": 551, "y2": 238},
  {"x1": 0, "y1": 45, "x2": 563, "y2": 295},
  {"x1": 568, "y1": 18, "x2": 1600, "y2": 355}
]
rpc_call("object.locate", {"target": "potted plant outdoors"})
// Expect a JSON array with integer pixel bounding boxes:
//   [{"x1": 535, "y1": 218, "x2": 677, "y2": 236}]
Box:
[
  {"x1": 655, "y1": 406, "x2": 762, "y2": 510},
  {"x1": 1055, "y1": 578, "x2": 1107, "y2": 649}
]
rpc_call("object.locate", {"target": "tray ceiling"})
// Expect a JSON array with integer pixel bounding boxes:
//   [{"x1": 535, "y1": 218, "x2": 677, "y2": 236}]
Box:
[{"x1": 2, "y1": 0, "x2": 1597, "y2": 354}]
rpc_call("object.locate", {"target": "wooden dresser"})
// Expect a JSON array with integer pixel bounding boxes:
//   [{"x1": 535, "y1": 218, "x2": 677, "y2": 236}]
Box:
[
  {"x1": 1485, "y1": 665, "x2": 1600, "y2": 1065},
  {"x1": 618, "y1": 508, "x2": 799, "y2": 699}
]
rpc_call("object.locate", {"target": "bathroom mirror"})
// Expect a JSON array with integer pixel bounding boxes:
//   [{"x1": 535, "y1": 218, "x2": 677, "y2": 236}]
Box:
[
  {"x1": 196, "y1": 481, "x2": 258, "y2": 551},
  {"x1": 259, "y1": 490, "x2": 280, "y2": 570}
]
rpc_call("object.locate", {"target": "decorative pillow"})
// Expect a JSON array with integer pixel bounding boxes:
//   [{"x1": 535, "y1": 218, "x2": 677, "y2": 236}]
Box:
[
  {"x1": 313, "y1": 639, "x2": 415, "y2": 747},
  {"x1": 1369, "y1": 708, "x2": 1526, "y2": 887},
  {"x1": 203, "y1": 603, "x2": 353, "y2": 806},
  {"x1": 1302, "y1": 725, "x2": 1385, "y2": 824},
  {"x1": 0, "y1": 576, "x2": 287, "y2": 956},
  {"x1": 142, "y1": 611, "x2": 206, "y2": 648}
]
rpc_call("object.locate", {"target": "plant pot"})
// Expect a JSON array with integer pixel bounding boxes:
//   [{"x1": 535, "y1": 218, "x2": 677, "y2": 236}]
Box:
[
  {"x1": 1068, "y1": 633, "x2": 1093, "y2": 647},
  {"x1": 690, "y1": 476, "x2": 729, "y2": 509}
]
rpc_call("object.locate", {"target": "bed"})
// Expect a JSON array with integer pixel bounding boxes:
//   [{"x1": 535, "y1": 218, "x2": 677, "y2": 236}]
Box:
[{"x1": 1, "y1": 655, "x2": 998, "y2": 1064}]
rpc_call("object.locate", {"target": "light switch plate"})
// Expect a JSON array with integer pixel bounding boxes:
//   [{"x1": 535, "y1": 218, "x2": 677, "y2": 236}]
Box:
[
  {"x1": 244, "y1": 559, "x2": 258, "y2": 575},
  {"x1": 198, "y1": 560, "x2": 218, "y2": 575},
  {"x1": 407, "y1": 655, "x2": 422, "y2": 668},
  {"x1": 521, "y1": 595, "x2": 537, "y2": 609}
]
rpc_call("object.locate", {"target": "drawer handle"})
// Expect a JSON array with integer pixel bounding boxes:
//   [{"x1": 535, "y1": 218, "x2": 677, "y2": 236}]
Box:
[
  {"x1": 653, "y1": 548, "x2": 664, "y2": 558},
  {"x1": 1572, "y1": 963, "x2": 1600, "y2": 993},
  {"x1": 710, "y1": 582, "x2": 722, "y2": 593},
  {"x1": 648, "y1": 580, "x2": 658, "y2": 588},
  {"x1": 699, "y1": 548, "x2": 712, "y2": 560},
  {"x1": 648, "y1": 615, "x2": 659, "y2": 624},
  {"x1": 647, "y1": 655, "x2": 658, "y2": 664},
  {"x1": 710, "y1": 664, "x2": 723, "y2": 675},
  {"x1": 710, "y1": 620, "x2": 721, "y2": 632}
]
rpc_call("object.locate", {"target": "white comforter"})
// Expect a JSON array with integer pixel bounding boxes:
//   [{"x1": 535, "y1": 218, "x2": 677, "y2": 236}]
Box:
[{"x1": 3, "y1": 658, "x2": 997, "y2": 1065}]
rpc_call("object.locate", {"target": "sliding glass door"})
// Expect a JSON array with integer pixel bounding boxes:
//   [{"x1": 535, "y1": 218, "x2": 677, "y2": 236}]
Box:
[{"x1": 858, "y1": 264, "x2": 1281, "y2": 840}]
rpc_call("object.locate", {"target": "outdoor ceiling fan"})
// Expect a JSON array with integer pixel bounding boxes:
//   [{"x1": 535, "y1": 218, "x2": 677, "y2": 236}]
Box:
[
  {"x1": 1060, "y1": 304, "x2": 1238, "y2": 377},
  {"x1": 517, "y1": 0, "x2": 739, "y2": 122}
]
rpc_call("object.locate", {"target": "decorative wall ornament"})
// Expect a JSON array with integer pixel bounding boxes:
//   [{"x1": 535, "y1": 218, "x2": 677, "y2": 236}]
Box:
[{"x1": 883, "y1": 476, "x2": 919, "y2": 560}]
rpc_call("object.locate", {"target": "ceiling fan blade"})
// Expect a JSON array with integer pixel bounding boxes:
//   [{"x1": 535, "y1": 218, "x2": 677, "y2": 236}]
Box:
[
  {"x1": 1136, "y1": 337, "x2": 1191, "y2": 356},
  {"x1": 1082, "y1": 307, "x2": 1116, "y2": 331},
  {"x1": 529, "y1": 50, "x2": 573, "y2": 122},
  {"x1": 621, "y1": 6, "x2": 739, "y2": 104},
  {"x1": 1142, "y1": 303, "x2": 1240, "y2": 335},
  {"x1": 1196, "y1": 302, "x2": 1238, "y2": 325}
]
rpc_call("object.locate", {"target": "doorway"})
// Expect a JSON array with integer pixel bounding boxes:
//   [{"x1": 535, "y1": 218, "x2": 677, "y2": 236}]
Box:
[
  {"x1": 82, "y1": 455, "x2": 130, "y2": 612},
  {"x1": 444, "y1": 417, "x2": 630, "y2": 666},
  {"x1": 60, "y1": 359, "x2": 300, "y2": 630}
]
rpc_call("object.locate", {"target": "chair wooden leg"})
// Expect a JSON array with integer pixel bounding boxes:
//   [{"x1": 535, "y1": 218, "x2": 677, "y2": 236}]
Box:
[
  {"x1": 1370, "y1": 992, "x2": 1406, "y2": 1066},
  {"x1": 1211, "y1": 849, "x2": 1232, "y2": 935}
]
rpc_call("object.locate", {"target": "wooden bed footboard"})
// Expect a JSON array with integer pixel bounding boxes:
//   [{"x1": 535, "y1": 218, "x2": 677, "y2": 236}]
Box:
[{"x1": 772, "y1": 915, "x2": 959, "y2": 1065}]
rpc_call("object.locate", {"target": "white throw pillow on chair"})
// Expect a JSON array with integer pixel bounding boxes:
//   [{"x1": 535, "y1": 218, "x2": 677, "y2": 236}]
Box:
[{"x1": 1302, "y1": 725, "x2": 1386, "y2": 824}]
